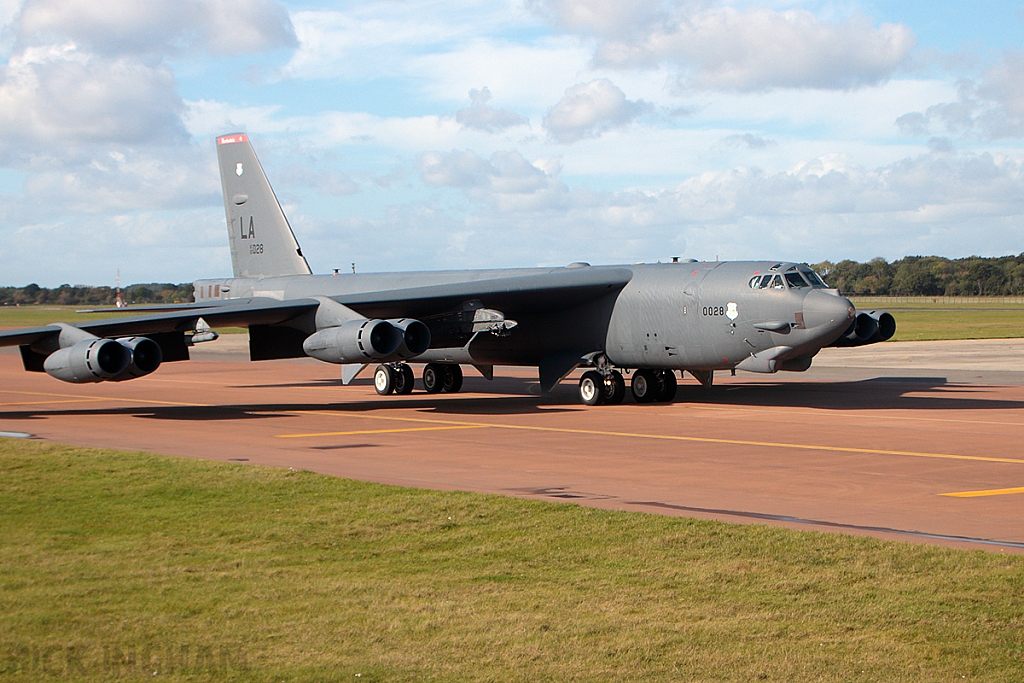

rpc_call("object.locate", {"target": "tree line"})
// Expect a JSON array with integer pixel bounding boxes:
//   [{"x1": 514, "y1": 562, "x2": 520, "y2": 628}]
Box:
[
  {"x1": 813, "y1": 255, "x2": 1024, "y2": 296},
  {"x1": 0, "y1": 283, "x2": 195, "y2": 306},
  {"x1": 4, "y1": 254, "x2": 1024, "y2": 303}
]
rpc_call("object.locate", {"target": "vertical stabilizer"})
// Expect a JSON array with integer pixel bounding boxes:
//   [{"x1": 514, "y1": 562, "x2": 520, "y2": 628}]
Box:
[{"x1": 216, "y1": 133, "x2": 312, "y2": 278}]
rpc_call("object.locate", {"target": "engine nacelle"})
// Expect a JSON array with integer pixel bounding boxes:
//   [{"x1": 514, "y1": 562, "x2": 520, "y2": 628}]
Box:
[
  {"x1": 43, "y1": 338, "x2": 131, "y2": 383},
  {"x1": 110, "y1": 337, "x2": 163, "y2": 381},
  {"x1": 386, "y1": 318, "x2": 431, "y2": 359},
  {"x1": 302, "y1": 319, "x2": 404, "y2": 364},
  {"x1": 829, "y1": 310, "x2": 896, "y2": 347},
  {"x1": 864, "y1": 310, "x2": 896, "y2": 342}
]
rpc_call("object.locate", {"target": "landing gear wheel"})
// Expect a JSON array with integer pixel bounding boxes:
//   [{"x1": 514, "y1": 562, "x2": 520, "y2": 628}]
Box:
[
  {"x1": 602, "y1": 370, "x2": 626, "y2": 405},
  {"x1": 654, "y1": 370, "x2": 677, "y2": 403},
  {"x1": 442, "y1": 364, "x2": 463, "y2": 393},
  {"x1": 393, "y1": 363, "x2": 415, "y2": 394},
  {"x1": 374, "y1": 365, "x2": 395, "y2": 395},
  {"x1": 579, "y1": 371, "x2": 605, "y2": 406},
  {"x1": 422, "y1": 363, "x2": 445, "y2": 394},
  {"x1": 631, "y1": 369, "x2": 656, "y2": 403}
]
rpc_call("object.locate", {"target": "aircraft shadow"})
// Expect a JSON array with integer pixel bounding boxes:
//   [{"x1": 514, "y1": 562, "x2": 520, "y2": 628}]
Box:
[
  {"x1": 698, "y1": 376, "x2": 1024, "y2": 411},
  {"x1": 2, "y1": 377, "x2": 1022, "y2": 424}
]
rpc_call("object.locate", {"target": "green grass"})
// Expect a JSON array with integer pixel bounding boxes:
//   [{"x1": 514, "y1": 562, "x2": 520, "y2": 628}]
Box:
[
  {"x1": 1, "y1": 439, "x2": 1022, "y2": 681},
  {"x1": 848, "y1": 298, "x2": 1024, "y2": 341},
  {"x1": 0, "y1": 305, "x2": 245, "y2": 334},
  {"x1": 0, "y1": 305, "x2": 128, "y2": 328}
]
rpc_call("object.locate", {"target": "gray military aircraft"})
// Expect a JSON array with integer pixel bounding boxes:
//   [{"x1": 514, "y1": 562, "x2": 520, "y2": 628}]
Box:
[{"x1": 0, "y1": 133, "x2": 895, "y2": 405}]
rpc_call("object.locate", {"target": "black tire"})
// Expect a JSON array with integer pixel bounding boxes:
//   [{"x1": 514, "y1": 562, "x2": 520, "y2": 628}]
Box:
[
  {"x1": 374, "y1": 365, "x2": 395, "y2": 395},
  {"x1": 579, "y1": 371, "x2": 605, "y2": 406},
  {"x1": 422, "y1": 363, "x2": 444, "y2": 394},
  {"x1": 603, "y1": 370, "x2": 626, "y2": 405},
  {"x1": 394, "y1": 364, "x2": 415, "y2": 394},
  {"x1": 631, "y1": 369, "x2": 656, "y2": 403},
  {"x1": 654, "y1": 370, "x2": 677, "y2": 403},
  {"x1": 442, "y1": 364, "x2": 463, "y2": 393}
]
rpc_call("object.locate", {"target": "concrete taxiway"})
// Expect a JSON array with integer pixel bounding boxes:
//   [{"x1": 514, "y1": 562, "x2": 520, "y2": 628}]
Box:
[{"x1": 2, "y1": 337, "x2": 1023, "y2": 552}]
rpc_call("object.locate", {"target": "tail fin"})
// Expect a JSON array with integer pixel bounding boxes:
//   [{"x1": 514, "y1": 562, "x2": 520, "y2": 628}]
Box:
[{"x1": 216, "y1": 133, "x2": 312, "y2": 279}]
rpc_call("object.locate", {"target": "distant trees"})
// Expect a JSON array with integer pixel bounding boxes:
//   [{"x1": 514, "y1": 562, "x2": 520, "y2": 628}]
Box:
[
  {"x1": 4, "y1": 255, "x2": 1024, "y2": 302},
  {"x1": 0, "y1": 283, "x2": 194, "y2": 306},
  {"x1": 812, "y1": 254, "x2": 1024, "y2": 296}
]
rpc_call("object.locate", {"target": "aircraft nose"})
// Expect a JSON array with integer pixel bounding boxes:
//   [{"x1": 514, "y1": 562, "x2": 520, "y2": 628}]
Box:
[{"x1": 802, "y1": 289, "x2": 855, "y2": 336}]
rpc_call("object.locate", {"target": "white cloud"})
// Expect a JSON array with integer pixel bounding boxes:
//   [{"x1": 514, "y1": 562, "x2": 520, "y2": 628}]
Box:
[
  {"x1": 455, "y1": 87, "x2": 529, "y2": 133},
  {"x1": 0, "y1": 44, "x2": 187, "y2": 160},
  {"x1": 543, "y1": 78, "x2": 650, "y2": 142},
  {"x1": 900, "y1": 52, "x2": 1024, "y2": 140},
  {"x1": 15, "y1": 0, "x2": 295, "y2": 57},
  {"x1": 417, "y1": 148, "x2": 567, "y2": 211},
  {"x1": 529, "y1": 0, "x2": 915, "y2": 92}
]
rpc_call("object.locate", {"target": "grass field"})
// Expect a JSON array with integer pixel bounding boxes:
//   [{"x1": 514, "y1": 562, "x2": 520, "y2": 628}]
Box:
[
  {"x1": 1, "y1": 438, "x2": 1022, "y2": 682},
  {"x1": 4, "y1": 300, "x2": 1024, "y2": 342},
  {"x1": 848, "y1": 298, "x2": 1024, "y2": 341},
  {"x1": 0, "y1": 306, "x2": 246, "y2": 334}
]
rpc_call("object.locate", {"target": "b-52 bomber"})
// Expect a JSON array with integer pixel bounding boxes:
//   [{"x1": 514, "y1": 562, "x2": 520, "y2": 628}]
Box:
[{"x1": 0, "y1": 134, "x2": 895, "y2": 405}]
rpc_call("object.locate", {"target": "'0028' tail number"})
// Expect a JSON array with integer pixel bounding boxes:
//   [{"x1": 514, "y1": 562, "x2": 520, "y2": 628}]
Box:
[
  {"x1": 702, "y1": 305, "x2": 725, "y2": 316},
  {"x1": 249, "y1": 243, "x2": 264, "y2": 255}
]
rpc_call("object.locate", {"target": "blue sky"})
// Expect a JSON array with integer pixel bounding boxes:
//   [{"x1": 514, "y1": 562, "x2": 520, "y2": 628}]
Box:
[{"x1": 1, "y1": 0, "x2": 1022, "y2": 286}]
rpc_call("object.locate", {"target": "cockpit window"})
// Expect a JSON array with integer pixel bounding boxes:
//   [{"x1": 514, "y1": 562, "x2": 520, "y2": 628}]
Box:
[
  {"x1": 785, "y1": 272, "x2": 810, "y2": 288},
  {"x1": 803, "y1": 270, "x2": 829, "y2": 288},
  {"x1": 751, "y1": 274, "x2": 786, "y2": 289}
]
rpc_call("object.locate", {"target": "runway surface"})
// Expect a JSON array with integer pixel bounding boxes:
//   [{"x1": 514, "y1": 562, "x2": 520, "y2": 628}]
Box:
[{"x1": 2, "y1": 338, "x2": 1023, "y2": 553}]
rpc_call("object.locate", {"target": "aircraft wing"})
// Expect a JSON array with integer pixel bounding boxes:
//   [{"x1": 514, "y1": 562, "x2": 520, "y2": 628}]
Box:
[
  {"x1": 333, "y1": 267, "x2": 635, "y2": 319},
  {"x1": 0, "y1": 298, "x2": 319, "y2": 349},
  {"x1": 0, "y1": 267, "x2": 633, "y2": 358}
]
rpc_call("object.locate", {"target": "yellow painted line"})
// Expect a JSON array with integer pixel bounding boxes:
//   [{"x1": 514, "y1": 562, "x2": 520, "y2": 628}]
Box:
[
  {"x1": 0, "y1": 389, "x2": 208, "y2": 408},
  {"x1": 299, "y1": 410, "x2": 1024, "y2": 466},
  {"x1": 276, "y1": 425, "x2": 490, "y2": 439},
  {"x1": 684, "y1": 403, "x2": 1024, "y2": 429},
  {"x1": 941, "y1": 486, "x2": 1024, "y2": 498}
]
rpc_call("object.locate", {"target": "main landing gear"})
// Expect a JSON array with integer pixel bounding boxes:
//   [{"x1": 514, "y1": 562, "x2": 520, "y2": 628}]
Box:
[
  {"x1": 577, "y1": 367, "x2": 679, "y2": 405},
  {"x1": 630, "y1": 369, "x2": 677, "y2": 404},
  {"x1": 373, "y1": 362, "x2": 463, "y2": 396}
]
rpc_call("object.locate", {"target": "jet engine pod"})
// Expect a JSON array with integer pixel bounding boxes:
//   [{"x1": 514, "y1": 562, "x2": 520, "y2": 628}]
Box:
[
  {"x1": 830, "y1": 312, "x2": 878, "y2": 347},
  {"x1": 828, "y1": 310, "x2": 897, "y2": 347},
  {"x1": 864, "y1": 310, "x2": 896, "y2": 342},
  {"x1": 42, "y1": 338, "x2": 132, "y2": 383},
  {"x1": 302, "y1": 318, "x2": 404, "y2": 364},
  {"x1": 386, "y1": 318, "x2": 431, "y2": 358},
  {"x1": 110, "y1": 337, "x2": 163, "y2": 381}
]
